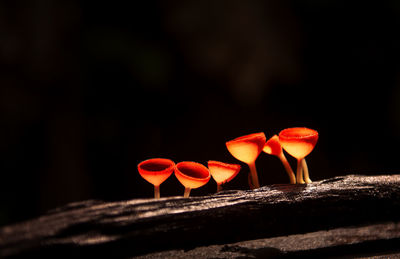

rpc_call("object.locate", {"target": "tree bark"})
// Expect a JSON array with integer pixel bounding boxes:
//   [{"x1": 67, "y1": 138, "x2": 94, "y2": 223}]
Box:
[{"x1": 1, "y1": 174, "x2": 400, "y2": 258}]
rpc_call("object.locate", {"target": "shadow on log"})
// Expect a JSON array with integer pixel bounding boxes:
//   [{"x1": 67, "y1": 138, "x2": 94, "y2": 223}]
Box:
[{"x1": 1, "y1": 174, "x2": 400, "y2": 258}]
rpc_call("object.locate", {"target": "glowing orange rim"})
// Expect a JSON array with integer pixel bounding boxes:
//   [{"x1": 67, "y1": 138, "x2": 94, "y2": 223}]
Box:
[
  {"x1": 175, "y1": 161, "x2": 211, "y2": 184},
  {"x1": 279, "y1": 127, "x2": 318, "y2": 140},
  {"x1": 208, "y1": 160, "x2": 241, "y2": 184},
  {"x1": 226, "y1": 132, "x2": 266, "y2": 145},
  {"x1": 138, "y1": 158, "x2": 175, "y2": 176}
]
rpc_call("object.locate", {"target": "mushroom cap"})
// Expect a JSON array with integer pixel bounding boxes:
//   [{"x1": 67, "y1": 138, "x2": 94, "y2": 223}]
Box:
[
  {"x1": 263, "y1": 135, "x2": 283, "y2": 157},
  {"x1": 138, "y1": 158, "x2": 175, "y2": 186},
  {"x1": 279, "y1": 127, "x2": 319, "y2": 159},
  {"x1": 225, "y1": 132, "x2": 266, "y2": 164},
  {"x1": 208, "y1": 160, "x2": 241, "y2": 185},
  {"x1": 175, "y1": 161, "x2": 211, "y2": 189}
]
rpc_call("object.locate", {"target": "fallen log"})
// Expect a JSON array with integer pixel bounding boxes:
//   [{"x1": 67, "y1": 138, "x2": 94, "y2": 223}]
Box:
[
  {"x1": 1, "y1": 174, "x2": 400, "y2": 258},
  {"x1": 135, "y1": 222, "x2": 400, "y2": 258}
]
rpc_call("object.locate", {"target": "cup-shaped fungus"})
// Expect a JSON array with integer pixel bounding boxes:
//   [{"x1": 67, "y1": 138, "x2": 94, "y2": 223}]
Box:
[
  {"x1": 175, "y1": 161, "x2": 211, "y2": 197},
  {"x1": 138, "y1": 158, "x2": 175, "y2": 199},
  {"x1": 263, "y1": 135, "x2": 296, "y2": 184},
  {"x1": 278, "y1": 127, "x2": 318, "y2": 184},
  {"x1": 208, "y1": 161, "x2": 241, "y2": 192},
  {"x1": 226, "y1": 132, "x2": 266, "y2": 189}
]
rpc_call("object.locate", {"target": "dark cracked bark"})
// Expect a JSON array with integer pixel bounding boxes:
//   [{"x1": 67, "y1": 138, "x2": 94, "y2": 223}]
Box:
[{"x1": 1, "y1": 174, "x2": 400, "y2": 258}]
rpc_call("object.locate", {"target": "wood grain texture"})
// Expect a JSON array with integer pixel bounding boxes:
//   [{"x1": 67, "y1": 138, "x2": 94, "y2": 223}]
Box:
[
  {"x1": 1, "y1": 175, "x2": 400, "y2": 258},
  {"x1": 135, "y1": 222, "x2": 400, "y2": 258}
]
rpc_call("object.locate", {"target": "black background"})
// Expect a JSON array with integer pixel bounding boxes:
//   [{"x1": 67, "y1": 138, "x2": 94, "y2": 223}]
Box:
[{"x1": 1, "y1": 0, "x2": 400, "y2": 226}]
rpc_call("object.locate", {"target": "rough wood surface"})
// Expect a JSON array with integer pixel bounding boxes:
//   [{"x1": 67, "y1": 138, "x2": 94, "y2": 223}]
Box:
[
  {"x1": 135, "y1": 222, "x2": 400, "y2": 258},
  {"x1": 1, "y1": 174, "x2": 400, "y2": 258}
]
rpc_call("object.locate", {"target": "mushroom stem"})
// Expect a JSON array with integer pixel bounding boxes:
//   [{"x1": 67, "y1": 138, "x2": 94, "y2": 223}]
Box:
[
  {"x1": 296, "y1": 159, "x2": 305, "y2": 184},
  {"x1": 278, "y1": 153, "x2": 296, "y2": 184},
  {"x1": 247, "y1": 173, "x2": 255, "y2": 189},
  {"x1": 248, "y1": 162, "x2": 260, "y2": 189},
  {"x1": 217, "y1": 184, "x2": 223, "y2": 193},
  {"x1": 302, "y1": 159, "x2": 312, "y2": 183},
  {"x1": 154, "y1": 185, "x2": 160, "y2": 199},
  {"x1": 184, "y1": 187, "x2": 191, "y2": 198}
]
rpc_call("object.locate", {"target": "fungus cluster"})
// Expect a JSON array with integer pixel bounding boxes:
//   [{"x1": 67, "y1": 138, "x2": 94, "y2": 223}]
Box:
[
  {"x1": 138, "y1": 127, "x2": 319, "y2": 198},
  {"x1": 138, "y1": 159, "x2": 241, "y2": 198}
]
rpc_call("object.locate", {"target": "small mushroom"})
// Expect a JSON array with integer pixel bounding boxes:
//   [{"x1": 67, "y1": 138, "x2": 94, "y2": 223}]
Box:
[
  {"x1": 208, "y1": 161, "x2": 241, "y2": 192},
  {"x1": 175, "y1": 161, "x2": 211, "y2": 197},
  {"x1": 137, "y1": 158, "x2": 175, "y2": 199},
  {"x1": 278, "y1": 127, "x2": 319, "y2": 184},
  {"x1": 226, "y1": 132, "x2": 266, "y2": 189},
  {"x1": 263, "y1": 135, "x2": 296, "y2": 184}
]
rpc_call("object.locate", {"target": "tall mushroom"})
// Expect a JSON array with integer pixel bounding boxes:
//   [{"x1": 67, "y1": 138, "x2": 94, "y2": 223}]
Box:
[
  {"x1": 263, "y1": 135, "x2": 296, "y2": 184},
  {"x1": 278, "y1": 127, "x2": 318, "y2": 184},
  {"x1": 226, "y1": 132, "x2": 266, "y2": 189}
]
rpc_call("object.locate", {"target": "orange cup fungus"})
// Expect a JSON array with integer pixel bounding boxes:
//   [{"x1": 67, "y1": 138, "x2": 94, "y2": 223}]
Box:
[
  {"x1": 226, "y1": 132, "x2": 266, "y2": 189},
  {"x1": 208, "y1": 161, "x2": 241, "y2": 192},
  {"x1": 138, "y1": 128, "x2": 319, "y2": 197},
  {"x1": 263, "y1": 135, "x2": 296, "y2": 184},
  {"x1": 138, "y1": 158, "x2": 175, "y2": 199},
  {"x1": 279, "y1": 127, "x2": 318, "y2": 184},
  {"x1": 175, "y1": 161, "x2": 211, "y2": 197}
]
